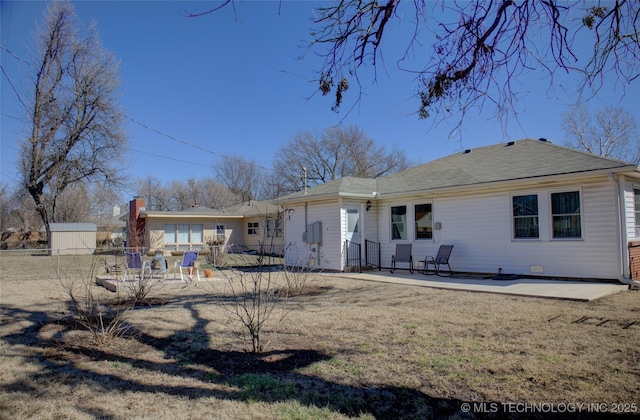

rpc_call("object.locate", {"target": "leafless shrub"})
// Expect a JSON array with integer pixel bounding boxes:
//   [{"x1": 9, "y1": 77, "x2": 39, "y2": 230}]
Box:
[
  {"x1": 216, "y1": 268, "x2": 292, "y2": 353},
  {"x1": 119, "y1": 275, "x2": 166, "y2": 307},
  {"x1": 282, "y1": 262, "x2": 318, "y2": 297},
  {"x1": 58, "y1": 258, "x2": 133, "y2": 346}
]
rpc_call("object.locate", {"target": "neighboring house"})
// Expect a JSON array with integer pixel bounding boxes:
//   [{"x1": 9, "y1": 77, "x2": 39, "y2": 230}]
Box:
[
  {"x1": 126, "y1": 198, "x2": 284, "y2": 255},
  {"x1": 279, "y1": 138, "x2": 640, "y2": 284},
  {"x1": 95, "y1": 205, "x2": 127, "y2": 243}
]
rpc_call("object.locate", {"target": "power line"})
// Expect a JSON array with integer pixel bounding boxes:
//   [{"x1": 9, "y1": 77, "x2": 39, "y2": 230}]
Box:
[{"x1": 1, "y1": 45, "x2": 275, "y2": 174}]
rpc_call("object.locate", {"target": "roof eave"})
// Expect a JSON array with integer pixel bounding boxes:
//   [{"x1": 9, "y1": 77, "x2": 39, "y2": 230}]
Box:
[{"x1": 378, "y1": 166, "x2": 637, "y2": 199}]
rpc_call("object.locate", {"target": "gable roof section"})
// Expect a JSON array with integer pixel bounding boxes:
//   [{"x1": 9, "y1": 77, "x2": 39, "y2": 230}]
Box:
[
  {"x1": 279, "y1": 139, "x2": 638, "y2": 202},
  {"x1": 377, "y1": 138, "x2": 637, "y2": 196},
  {"x1": 278, "y1": 176, "x2": 378, "y2": 202}
]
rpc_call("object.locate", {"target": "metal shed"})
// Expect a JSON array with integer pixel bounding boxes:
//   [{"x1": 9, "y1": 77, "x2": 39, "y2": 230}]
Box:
[{"x1": 48, "y1": 223, "x2": 97, "y2": 255}]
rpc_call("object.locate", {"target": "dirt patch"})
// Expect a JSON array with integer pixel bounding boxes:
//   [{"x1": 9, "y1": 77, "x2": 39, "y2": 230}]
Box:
[{"x1": 1, "y1": 254, "x2": 639, "y2": 418}]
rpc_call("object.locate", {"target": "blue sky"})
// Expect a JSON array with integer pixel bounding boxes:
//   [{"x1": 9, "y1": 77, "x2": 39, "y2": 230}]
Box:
[{"x1": 2, "y1": 0, "x2": 639, "y2": 198}]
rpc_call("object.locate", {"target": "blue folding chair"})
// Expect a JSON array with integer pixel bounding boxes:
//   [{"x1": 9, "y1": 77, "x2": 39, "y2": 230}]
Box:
[{"x1": 175, "y1": 250, "x2": 200, "y2": 282}]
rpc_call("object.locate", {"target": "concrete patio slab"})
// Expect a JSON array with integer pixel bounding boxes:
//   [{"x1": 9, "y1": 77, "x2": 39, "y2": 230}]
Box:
[{"x1": 330, "y1": 271, "x2": 629, "y2": 301}]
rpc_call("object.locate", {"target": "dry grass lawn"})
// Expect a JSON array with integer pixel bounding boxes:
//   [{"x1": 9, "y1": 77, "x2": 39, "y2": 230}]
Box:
[{"x1": 1, "y1": 253, "x2": 639, "y2": 419}]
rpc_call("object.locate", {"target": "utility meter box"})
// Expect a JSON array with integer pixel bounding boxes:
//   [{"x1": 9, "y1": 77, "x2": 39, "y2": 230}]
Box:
[{"x1": 303, "y1": 221, "x2": 322, "y2": 243}]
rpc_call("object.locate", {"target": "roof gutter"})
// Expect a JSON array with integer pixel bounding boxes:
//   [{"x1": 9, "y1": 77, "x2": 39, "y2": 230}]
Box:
[{"x1": 610, "y1": 172, "x2": 640, "y2": 288}]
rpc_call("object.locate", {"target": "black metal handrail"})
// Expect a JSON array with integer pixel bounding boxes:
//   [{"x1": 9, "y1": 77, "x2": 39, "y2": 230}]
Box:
[
  {"x1": 344, "y1": 240, "x2": 362, "y2": 272},
  {"x1": 365, "y1": 239, "x2": 381, "y2": 271}
]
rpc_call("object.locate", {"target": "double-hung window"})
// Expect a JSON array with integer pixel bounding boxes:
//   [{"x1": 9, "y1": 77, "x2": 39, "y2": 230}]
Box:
[
  {"x1": 266, "y1": 217, "x2": 283, "y2": 238},
  {"x1": 551, "y1": 191, "x2": 582, "y2": 238},
  {"x1": 414, "y1": 204, "x2": 433, "y2": 239},
  {"x1": 216, "y1": 224, "x2": 226, "y2": 242},
  {"x1": 513, "y1": 194, "x2": 539, "y2": 239},
  {"x1": 391, "y1": 205, "x2": 407, "y2": 240}
]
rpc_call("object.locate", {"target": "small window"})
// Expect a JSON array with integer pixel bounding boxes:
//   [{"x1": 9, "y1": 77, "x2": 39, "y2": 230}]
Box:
[
  {"x1": 216, "y1": 224, "x2": 226, "y2": 241},
  {"x1": 346, "y1": 209, "x2": 359, "y2": 234},
  {"x1": 248, "y1": 222, "x2": 259, "y2": 235},
  {"x1": 513, "y1": 195, "x2": 539, "y2": 239},
  {"x1": 414, "y1": 204, "x2": 432, "y2": 239},
  {"x1": 551, "y1": 191, "x2": 582, "y2": 238},
  {"x1": 391, "y1": 205, "x2": 407, "y2": 240}
]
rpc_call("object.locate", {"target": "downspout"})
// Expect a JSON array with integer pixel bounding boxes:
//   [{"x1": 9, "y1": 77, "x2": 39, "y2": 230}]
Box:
[{"x1": 609, "y1": 172, "x2": 640, "y2": 287}]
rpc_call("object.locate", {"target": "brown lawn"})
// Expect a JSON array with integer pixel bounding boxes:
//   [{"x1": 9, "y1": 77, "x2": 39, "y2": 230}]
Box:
[{"x1": 1, "y1": 252, "x2": 639, "y2": 419}]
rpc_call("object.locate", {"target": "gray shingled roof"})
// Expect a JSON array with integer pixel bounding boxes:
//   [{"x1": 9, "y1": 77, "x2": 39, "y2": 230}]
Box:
[
  {"x1": 141, "y1": 200, "x2": 280, "y2": 218},
  {"x1": 279, "y1": 139, "x2": 638, "y2": 202},
  {"x1": 278, "y1": 176, "x2": 378, "y2": 201}
]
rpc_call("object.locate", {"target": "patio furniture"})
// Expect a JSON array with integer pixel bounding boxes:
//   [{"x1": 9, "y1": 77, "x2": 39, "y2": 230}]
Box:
[
  {"x1": 423, "y1": 245, "x2": 454, "y2": 277},
  {"x1": 390, "y1": 244, "x2": 414, "y2": 273},
  {"x1": 149, "y1": 250, "x2": 169, "y2": 279},
  {"x1": 124, "y1": 251, "x2": 150, "y2": 282},
  {"x1": 175, "y1": 250, "x2": 200, "y2": 282}
]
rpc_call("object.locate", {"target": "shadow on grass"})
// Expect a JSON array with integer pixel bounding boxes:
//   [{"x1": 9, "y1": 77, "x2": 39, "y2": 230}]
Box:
[{"x1": 1, "y1": 296, "x2": 617, "y2": 419}]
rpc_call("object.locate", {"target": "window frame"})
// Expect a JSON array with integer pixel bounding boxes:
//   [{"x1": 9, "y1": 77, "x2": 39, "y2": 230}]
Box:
[
  {"x1": 414, "y1": 203, "x2": 433, "y2": 240},
  {"x1": 163, "y1": 223, "x2": 204, "y2": 250},
  {"x1": 634, "y1": 188, "x2": 640, "y2": 236},
  {"x1": 391, "y1": 205, "x2": 408, "y2": 240},
  {"x1": 550, "y1": 190, "x2": 583, "y2": 239},
  {"x1": 512, "y1": 194, "x2": 540, "y2": 240},
  {"x1": 248, "y1": 221, "x2": 259, "y2": 235},
  {"x1": 266, "y1": 217, "x2": 283, "y2": 239}
]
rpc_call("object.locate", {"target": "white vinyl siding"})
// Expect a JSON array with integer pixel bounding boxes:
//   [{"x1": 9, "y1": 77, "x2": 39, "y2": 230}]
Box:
[
  {"x1": 284, "y1": 200, "x2": 340, "y2": 270},
  {"x1": 635, "y1": 188, "x2": 640, "y2": 236},
  {"x1": 377, "y1": 180, "x2": 619, "y2": 279}
]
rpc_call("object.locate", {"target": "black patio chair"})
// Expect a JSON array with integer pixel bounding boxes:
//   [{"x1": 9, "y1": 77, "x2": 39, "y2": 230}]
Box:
[
  {"x1": 423, "y1": 245, "x2": 454, "y2": 277},
  {"x1": 391, "y1": 243, "x2": 414, "y2": 273}
]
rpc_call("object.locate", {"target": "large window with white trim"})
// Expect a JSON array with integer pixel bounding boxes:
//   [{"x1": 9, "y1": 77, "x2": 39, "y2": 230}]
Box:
[
  {"x1": 164, "y1": 224, "x2": 204, "y2": 250},
  {"x1": 391, "y1": 205, "x2": 407, "y2": 240},
  {"x1": 513, "y1": 194, "x2": 539, "y2": 239},
  {"x1": 551, "y1": 191, "x2": 582, "y2": 238}
]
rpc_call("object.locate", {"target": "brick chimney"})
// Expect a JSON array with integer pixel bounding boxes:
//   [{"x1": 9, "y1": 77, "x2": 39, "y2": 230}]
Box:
[{"x1": 128, "y1": 197, "x2": 146, "y2": 249}]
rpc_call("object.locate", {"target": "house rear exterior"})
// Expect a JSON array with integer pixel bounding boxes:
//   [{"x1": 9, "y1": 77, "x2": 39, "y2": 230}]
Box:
[
  {"x1": 127, "y1": 199, "x2": 284, "y2": 256},
  {"x1": 279, "y1": 139, "x2": 640, "y2": 284}
]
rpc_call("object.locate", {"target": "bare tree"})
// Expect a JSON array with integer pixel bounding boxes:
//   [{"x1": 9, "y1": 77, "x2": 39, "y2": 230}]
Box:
[
  {"x1": 19, "y1": 0, "x2": 127, "y2": 241},
  {"x1": 213, "y1": 155, "x2": 267, "y2": 202},
  {"x1": 192, "y1": 1, "x2": 639, "y2": 124},
  {"x1": 135, "y1": 176, "x2": 171, "y2": 211},
  {"x1": 51, "y1": 181, "x2": 92, "y2": 223},
  {"x1": 563, "y1": 105, "x2": 640, "y2": 164},
  {"x1": 272, "y1": 125, "x2": 411, "y2": 193},
  {"x1": 0, "y1": 183, "x2": 15, "y2": 232},
  {"x1": 192, "y1": 178, "x2": 239, "y2": 209}
]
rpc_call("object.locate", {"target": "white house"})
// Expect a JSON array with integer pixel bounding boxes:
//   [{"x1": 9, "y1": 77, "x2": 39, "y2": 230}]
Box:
[{"x1": 278, "y1": 138, "x2": 640, "y2": 285}]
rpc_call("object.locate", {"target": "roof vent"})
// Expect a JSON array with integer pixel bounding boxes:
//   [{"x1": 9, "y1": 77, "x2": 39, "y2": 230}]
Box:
[
  {"x1": 463, "y1": 149, "x2": 471, "y2": 154},
  {"x1": 506, "y1": 141, "x2": 515, "y2": 146}
]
